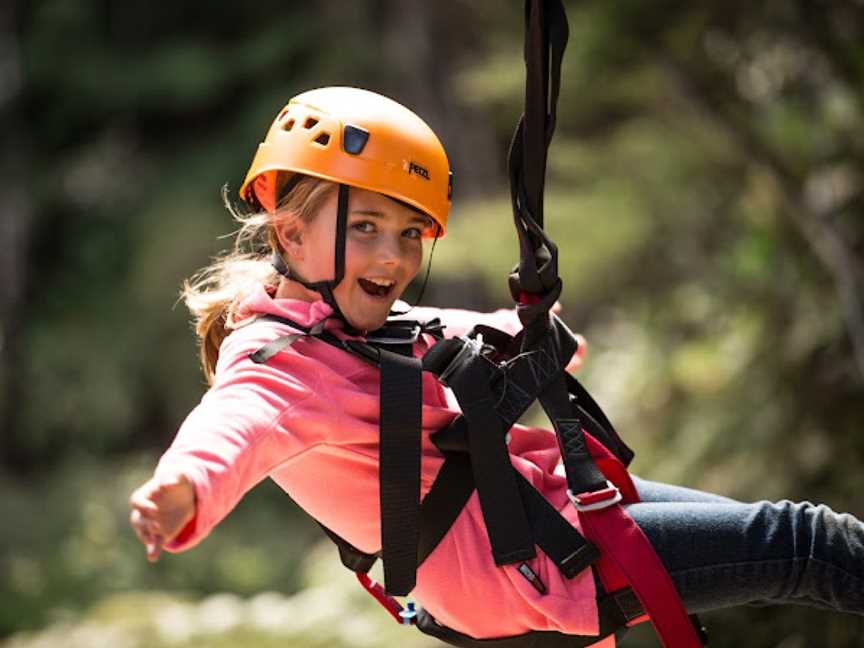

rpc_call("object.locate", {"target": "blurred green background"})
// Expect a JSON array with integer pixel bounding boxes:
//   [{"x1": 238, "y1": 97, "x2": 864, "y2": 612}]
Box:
[{"x1": 2, "y1": 1, "x2": 863, "y2": 646}]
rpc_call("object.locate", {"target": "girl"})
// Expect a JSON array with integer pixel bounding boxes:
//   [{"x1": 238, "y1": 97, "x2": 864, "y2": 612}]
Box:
[{"x1": 129, "y1": 86, "x2": 864, "y2": 645}]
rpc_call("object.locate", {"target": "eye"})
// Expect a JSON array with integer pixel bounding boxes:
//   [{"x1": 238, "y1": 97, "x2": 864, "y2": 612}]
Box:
[
  {"x1": 403, "y1": 227, "x2": 423, "y2": 240},
  {"x1": 351, "y1": 221, "x2": 376, "y2": 234}
]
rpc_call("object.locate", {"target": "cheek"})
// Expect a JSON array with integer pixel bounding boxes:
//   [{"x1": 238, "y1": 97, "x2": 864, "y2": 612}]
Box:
[
  {"x1": 342, "y1": 239, "x2": 370, "y2": 278},
  {"x1": 300, "y1": 227, "x2": 336, "y2": 279},
  {"x1": 405, "y1": 243, "x2": 423, "y2": 278}
]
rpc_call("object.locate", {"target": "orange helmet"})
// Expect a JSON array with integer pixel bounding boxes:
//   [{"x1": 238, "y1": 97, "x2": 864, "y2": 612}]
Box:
[{"x1": 239, "y1": 86, "x2": 452, "y2": 236}]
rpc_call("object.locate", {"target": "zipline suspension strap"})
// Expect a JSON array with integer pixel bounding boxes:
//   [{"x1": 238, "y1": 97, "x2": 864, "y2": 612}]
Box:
[
  {"x1": 508, "y1": 0, "x2": 570, "y2": 323},
  {"x1": 502, "y1": 1, "x2": 705, "y2": 645}
]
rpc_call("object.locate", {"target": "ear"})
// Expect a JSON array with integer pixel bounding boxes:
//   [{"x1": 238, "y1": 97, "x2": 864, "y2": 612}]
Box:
[{"x1": 275, "y1": 220, "x2": 305, "y2": 261}]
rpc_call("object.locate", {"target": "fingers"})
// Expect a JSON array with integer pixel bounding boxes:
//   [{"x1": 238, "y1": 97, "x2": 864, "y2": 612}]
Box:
[
  {"x1": 128, "y1": 478, "x2": 160, "y2": 510},
  {"x1": 129, "y1": 507, "x2": 164, "y2": 562},
  {"x1": 129, "y1": 476, "x2": 176, "y2": 562},
  {"x1": 147, "y1": 533, "x2": 165, "y2": 563},
  {"x1": 129, "y1": 497, "x2": 159, "y2": 517}
]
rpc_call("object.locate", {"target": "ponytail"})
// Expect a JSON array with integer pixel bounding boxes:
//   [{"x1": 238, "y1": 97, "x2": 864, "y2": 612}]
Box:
[{"x1": 182, "y1": 175, "x2": 337, "y2": 384}]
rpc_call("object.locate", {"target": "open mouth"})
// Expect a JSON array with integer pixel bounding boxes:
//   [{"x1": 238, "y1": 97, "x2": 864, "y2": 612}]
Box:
[{"x1": 358, "y1": 277, "x2": 396, "y2": 298}]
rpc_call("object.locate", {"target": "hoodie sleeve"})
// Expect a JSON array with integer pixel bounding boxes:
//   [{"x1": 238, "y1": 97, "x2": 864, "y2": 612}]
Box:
[{"x1": 154, "y1": 330, "x2": 326, "y2": 552}]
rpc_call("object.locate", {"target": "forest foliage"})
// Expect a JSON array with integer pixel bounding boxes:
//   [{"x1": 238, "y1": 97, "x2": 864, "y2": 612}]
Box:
[{"x1": 1, "y1": 1, "x2": 863, "y2": 646}]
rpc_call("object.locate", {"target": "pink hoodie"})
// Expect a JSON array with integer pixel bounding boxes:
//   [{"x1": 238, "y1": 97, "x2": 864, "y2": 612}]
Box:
[{"x1": 156, "y1": 284, "x2": 602, "y2": 640}]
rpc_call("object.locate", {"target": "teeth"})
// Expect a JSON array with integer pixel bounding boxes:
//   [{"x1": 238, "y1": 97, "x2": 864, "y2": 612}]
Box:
[{"x1": 364, "y1": 278, "x2": 395, "y2": 287}]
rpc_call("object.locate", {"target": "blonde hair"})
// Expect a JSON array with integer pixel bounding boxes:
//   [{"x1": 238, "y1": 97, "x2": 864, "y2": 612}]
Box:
[{"x1": 182, "y1": 174, "x2": 337, "y2": 384}]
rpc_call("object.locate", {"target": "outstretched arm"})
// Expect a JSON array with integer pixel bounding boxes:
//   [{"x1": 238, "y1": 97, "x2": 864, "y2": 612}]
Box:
[{"x1": 126, "y1": 326, "x2": 323, "y2": 560}]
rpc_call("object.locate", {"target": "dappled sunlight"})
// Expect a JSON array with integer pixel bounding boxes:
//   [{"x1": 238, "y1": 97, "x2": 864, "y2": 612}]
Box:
[{"x1": 3, "y1": 545, "x2": 437, "y2": 648}]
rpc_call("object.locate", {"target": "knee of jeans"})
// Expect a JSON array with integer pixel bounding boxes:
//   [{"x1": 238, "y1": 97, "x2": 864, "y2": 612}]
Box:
[
  {"x1": 745, "y1": 500, "x2": 818, "y2": 560},
  {"x1": 749, "y1": 499, "x2": 864, "y2": 564},
  {"x1": 808, "y1": 502, "x2": 864, "y2": 567}
]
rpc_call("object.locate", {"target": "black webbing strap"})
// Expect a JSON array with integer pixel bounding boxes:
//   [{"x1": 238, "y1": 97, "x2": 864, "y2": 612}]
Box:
[
  {"x1": 249, "y1": 332, "x2": 303, "y2": 364},
  {"x1": 519, "y1": 0, "x2": 568, "y2": 230},
  {"x1": 378, "y1": 347, "x2": 424, "y2": 595},
  {"x1": 565, "y1": 373, "x2": 634, "y2": 467},
  {"x1": 318, "y1": 522, "x2": 379, "y2": 573},
  {"x1": 540, "y1": 374, "x2": 609, "y2": 496},
  {"x1": 417, "y1": 450, "x2": 474, "y2": 564},
  {"x1": 415, "y1": 590, "x2": 628, "y2": 648},
  {"x1": 507, "y1": 0, "x2": 570, "y2": 311},
  {"x1": 333, "y1": 183, "x2": 349, "y2": 286},
  {"x1": 514, "y1": 472, "x2": 599, "y2": 578},
  {"x1": 418, "y1": 427, "x2": 598, "y2": 580},
  {"x1": 249, "y1": 313, "x2": 440, "y2": 367},
  {"x1": 445, "y1": 352, "x2": 535, "y2": 566},
  {"x1": 249, "y1": 319, "x2": 326, "y2": 364},
  {"x1": 450, "y1": 369, "x2": 536, "y2": 566},
  {"x1": 498, "y1": 315, "x2": 578, "y2": 420}
]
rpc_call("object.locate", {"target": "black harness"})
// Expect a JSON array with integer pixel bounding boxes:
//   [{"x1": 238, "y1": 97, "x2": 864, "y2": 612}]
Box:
[{"x1": 248, "y1": 311, "x2": 668, "y2": 646}]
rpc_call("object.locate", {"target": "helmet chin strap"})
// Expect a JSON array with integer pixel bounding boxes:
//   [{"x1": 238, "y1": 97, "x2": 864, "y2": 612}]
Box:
[{"x1": 271, "y1": 183, "x2": 357, "y2": 331}]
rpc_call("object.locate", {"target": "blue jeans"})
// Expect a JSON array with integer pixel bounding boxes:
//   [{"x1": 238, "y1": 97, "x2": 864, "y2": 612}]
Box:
[{"x1": 613, "y1": 477, "x2": 864, "y2": 616}]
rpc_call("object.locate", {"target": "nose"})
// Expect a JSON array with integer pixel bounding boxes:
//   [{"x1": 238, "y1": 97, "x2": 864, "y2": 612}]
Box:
[{"x1": 375, "y1": 231, "x2": 402, "y2": 266}]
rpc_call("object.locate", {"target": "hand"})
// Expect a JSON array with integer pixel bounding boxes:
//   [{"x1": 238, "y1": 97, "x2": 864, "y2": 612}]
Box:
[{"x1": 129, "y1": 472, "x2": 196, "y2": 563}]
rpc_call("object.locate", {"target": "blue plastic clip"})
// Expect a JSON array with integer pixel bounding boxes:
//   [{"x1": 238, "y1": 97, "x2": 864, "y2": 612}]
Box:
[{"x1": 400, "y1": 600, "x2": 418, "y2": 625}]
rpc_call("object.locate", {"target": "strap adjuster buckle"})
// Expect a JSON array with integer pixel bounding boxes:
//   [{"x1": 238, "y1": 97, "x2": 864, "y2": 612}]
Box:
[
  {"x1": 438, "y1": 335, "x2": 485, "y2": 387},
  {"x1": 567, "y1": 481, "x2": 622, "y2": 512},
  {"x1": 366, "y1": 322, "x2": 422, "y2": 346}
]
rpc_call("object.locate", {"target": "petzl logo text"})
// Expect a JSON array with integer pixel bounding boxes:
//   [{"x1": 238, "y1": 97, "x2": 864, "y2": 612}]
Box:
[{"x1": 408, "y1": 162, "x2": 430, "y2": 180}]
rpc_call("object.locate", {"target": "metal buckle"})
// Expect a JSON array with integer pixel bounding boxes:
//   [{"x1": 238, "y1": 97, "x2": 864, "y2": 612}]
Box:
[
  {"x1": 366, "y1": 323, "x2": 421, "y2": 346},
  {"x1": 438, "y1": 335, "x2": 484, "y2": 387},
  {"x1": 567, "y1": 481, "x2": 622, "y2": 512}
]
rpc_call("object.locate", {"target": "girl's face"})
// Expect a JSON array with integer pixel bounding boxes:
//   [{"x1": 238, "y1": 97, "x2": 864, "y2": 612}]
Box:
[{"x1": 283, "y1": 187, "x2": 430, "y2": 331}]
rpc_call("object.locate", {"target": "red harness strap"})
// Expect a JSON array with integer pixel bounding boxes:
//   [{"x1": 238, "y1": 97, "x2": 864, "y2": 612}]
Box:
[
  {"x1": 575, "y1": 432, "x2": 702, "y2": 646},
  {"x1": 578, "y1": 503, "x2": 702, "y2": 647},
  {"x1": 356, "y1": 572, "x2": 405, "y2": 624}
]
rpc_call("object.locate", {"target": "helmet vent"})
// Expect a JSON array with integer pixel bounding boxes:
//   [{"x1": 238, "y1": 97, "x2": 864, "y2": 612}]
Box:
[
  {"x1": 282, "y1": 118, "x2": 295, "y2": 131},
  {"x1": 313, "y1": 132, "x2": 331, "y2": 147},
  {"x1": 303, "y1": 117, "x2": 319, "y2": 129}
]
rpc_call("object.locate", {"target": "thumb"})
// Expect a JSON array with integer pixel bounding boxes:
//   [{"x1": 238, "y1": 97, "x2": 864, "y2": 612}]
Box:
[
  {"x1": 574, "y1": 334, "x2": 587, "y2": 359},
  {"x1": 566, "y1": 334, "x2": 588, "y2": 373}
]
